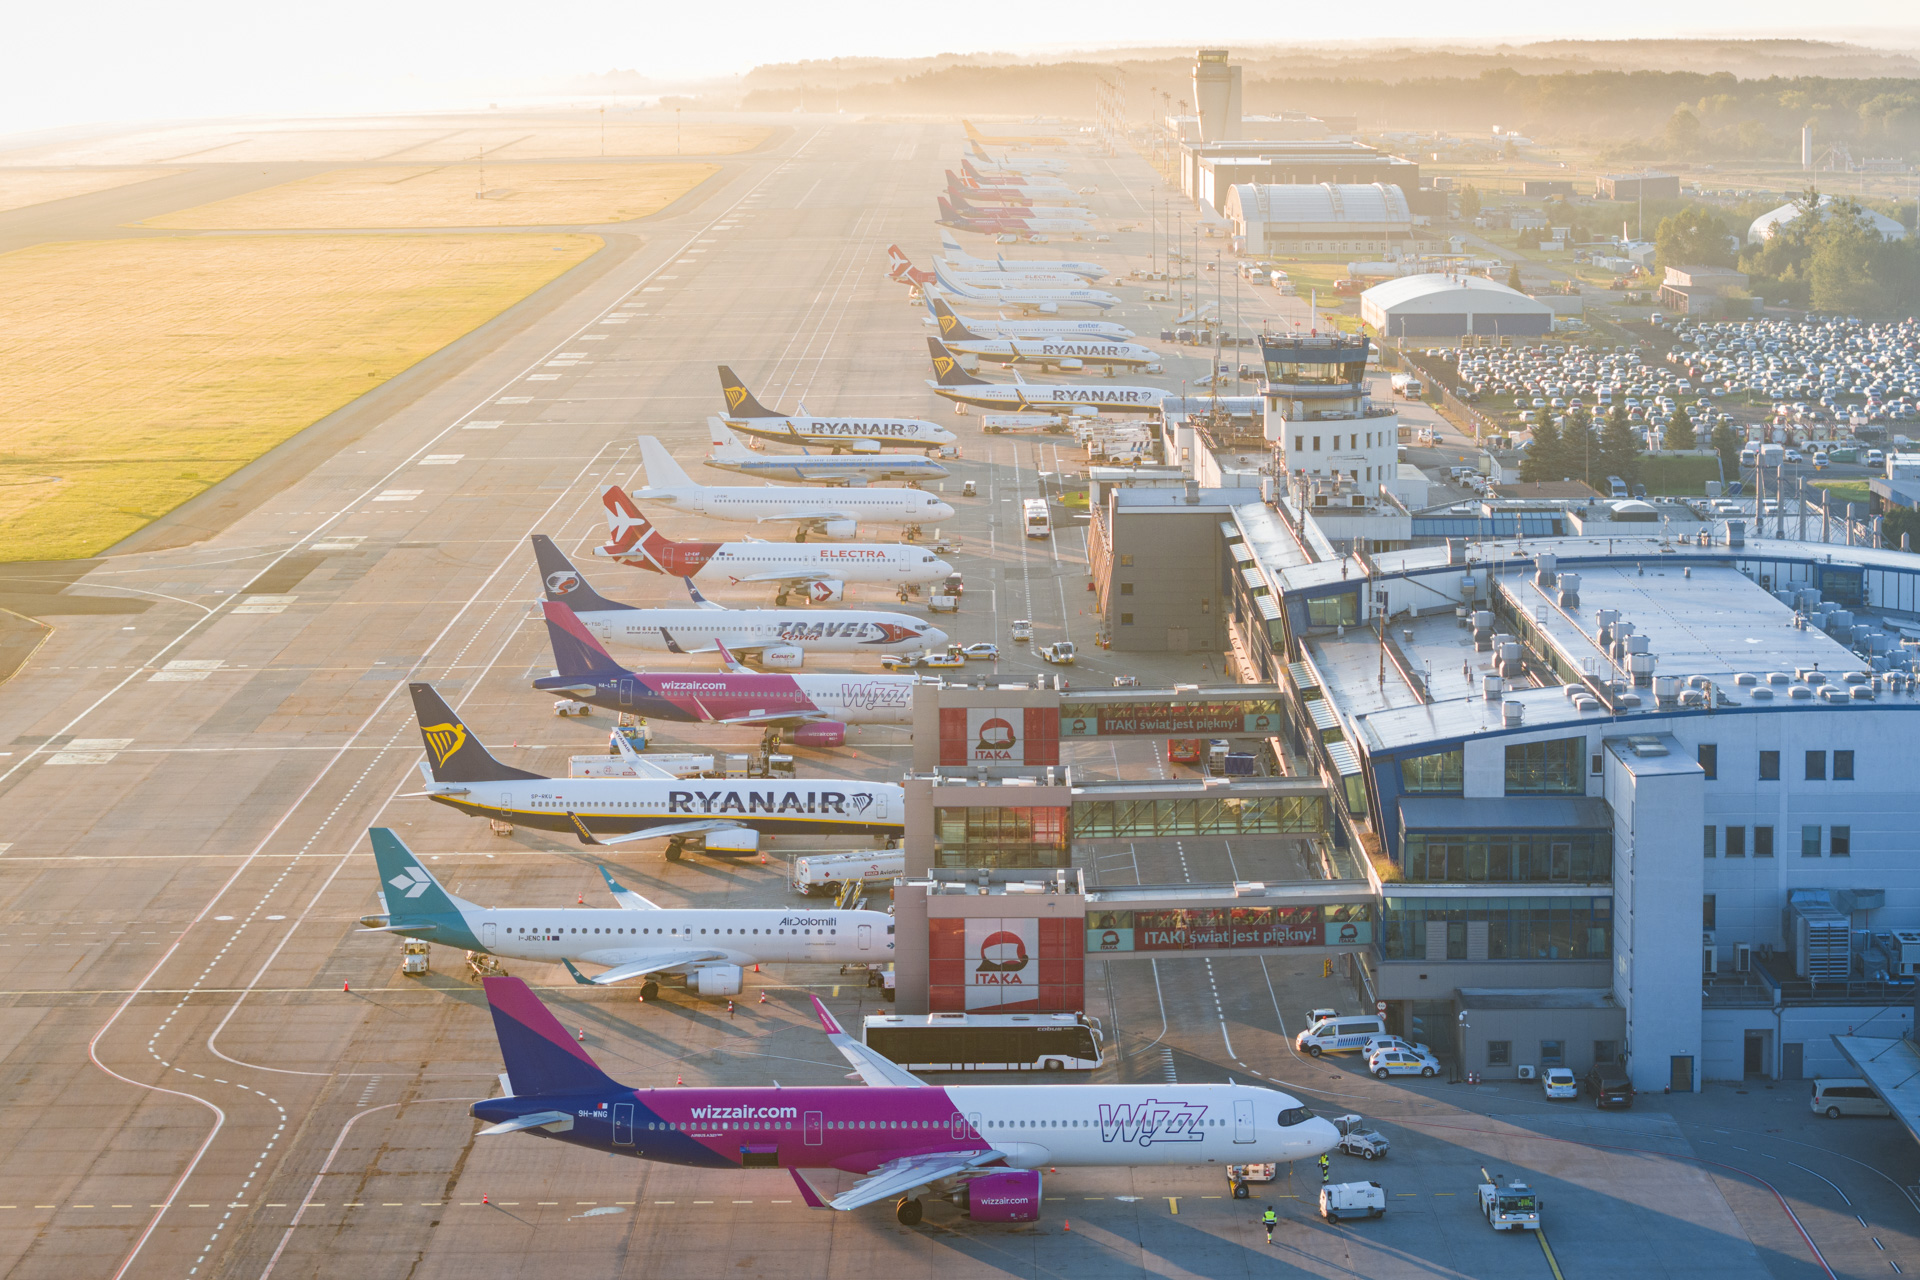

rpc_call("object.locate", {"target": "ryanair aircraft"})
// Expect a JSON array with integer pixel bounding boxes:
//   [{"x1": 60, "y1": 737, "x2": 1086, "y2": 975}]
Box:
[{"x1": 924, "y1": 339, "x2": 1165, "y2": 415}]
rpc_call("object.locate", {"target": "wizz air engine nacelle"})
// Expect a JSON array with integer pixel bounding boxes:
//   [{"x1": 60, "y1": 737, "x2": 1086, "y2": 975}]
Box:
[
  {"x1": 805, "y1": 579, "x2": 845, "y2": 604},
  {"x1": 694, "y1": 964, "x2": 745, "y2": 996},
  {"x1": 791, "y1": 720, "x2": 847, "y2": 748},
  {"x1": 760, "y1": 644, "x2": 805, "y2": 669},
  {"x1": 820, "y1": 520, "x2": 859, "y2": 541},
  {"x1": 963, "y1": 1171, "x2": 1042, "y2": 1222}
]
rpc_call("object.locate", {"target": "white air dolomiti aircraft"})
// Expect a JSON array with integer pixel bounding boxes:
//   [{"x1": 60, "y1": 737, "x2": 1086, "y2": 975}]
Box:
[
  {"x1": 531, "y1": 537, "x2": 946, "y2": 666},
  {"x1": 595, "y1": 488, "x2": 951, "y2": 603},
  {"x1": 634, "y1": 437, "x2": 952, "y2": 540},
  {"x1": 925, "y1": 339, "x2": 1165, "y2": 415},
  {"x1": 363, "y1": 828, "x2": 894, "y2": 998},
  {"x1": 719, "y1": 367, "x2": 955, "y2": 453},
  {"x1": 938, "y1": 231, "x2": 1106, "y2": 280}
]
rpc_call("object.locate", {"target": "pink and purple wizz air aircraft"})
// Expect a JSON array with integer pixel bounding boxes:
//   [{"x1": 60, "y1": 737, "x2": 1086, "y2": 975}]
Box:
[{"x1": 471, "y1": 977, "x2": 1339, "y2": 1226}]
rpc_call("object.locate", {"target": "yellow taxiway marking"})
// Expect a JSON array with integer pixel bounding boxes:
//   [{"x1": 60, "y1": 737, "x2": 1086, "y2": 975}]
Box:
[
  {"x1": 1538, "y1": 1230, "x2": 1566, "y2": 1280},
  {"x1": 1166, "y1": 1196, "x2": 1180, "y2": 1215}
]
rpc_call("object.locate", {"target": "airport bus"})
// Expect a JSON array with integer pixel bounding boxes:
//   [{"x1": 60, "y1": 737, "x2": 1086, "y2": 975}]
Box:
[
  {"x1": 863, "y1": 1011, "x2": 1104, "y2": 1071},
  {"x1": 1023, "y1": 498, "x2": 1052, "y2": 538}
]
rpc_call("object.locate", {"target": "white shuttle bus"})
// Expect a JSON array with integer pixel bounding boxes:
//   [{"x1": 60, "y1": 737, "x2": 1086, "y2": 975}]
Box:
[
  {"x1": 1023, "y1": 499, "x2": 1052, "y2": 538},
  {"x1": 864, "y1": 1011, "x2": 1105, "y2": 1071}
]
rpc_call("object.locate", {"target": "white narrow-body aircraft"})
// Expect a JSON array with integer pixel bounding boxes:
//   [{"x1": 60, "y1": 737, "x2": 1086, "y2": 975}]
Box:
[
  {"x1": 922, "y1": 294, "x2": 1132, "y2": 341},
  {"x1": 889, "y1": 245, "x2": 1081, "y2": 290},
  {"x1": 718, "y1": 367, "x2": 955, "y2": 453},
  {"x1": 931, "y1": 263, "x2": 1117, "y2": 314},
  {"x1": 634, "y1": 436, "x2": 953, "y2": 540},
  {"x1": 925, "y1": 338, "x2": 1165, "y2": 415},
  {"x1": 924, "y1": 298, "x2": 1156, "y2": 373},
  {"x1": 703, "y1": 420, "x2": 951, "y2": 487},
  {"x1": 938, "y1": 231, "x2": 1105, "y2": 280}
]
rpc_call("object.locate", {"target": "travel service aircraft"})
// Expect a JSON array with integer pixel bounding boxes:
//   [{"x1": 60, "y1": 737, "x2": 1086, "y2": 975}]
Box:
[
  {"x1": 634, "y1": 436, "x2": 953, "y2": 539},
  {"x1": 703, "y1": 420, "x2": 950, "y2": 487},
  {"x1": 920, "y1": 294, "x2": 1131, "y2": 342},
  {"x1": 920, "y1": 300, "x2": 1158, "y2": 374},
  {"x1": 594, "y1": 489, "x2": 951, "y2": 602},
  {"x1": 469, "y1": 978, "x2": 1341, "y2": 1225},
  {"x1": 959, "y1": 159, "x2": 1071, "y2": 193},
  {"x1": 925, "y1": 339, "x2": 1165, "y2": 415},
  {"x1": 962, "y1": 119, "x2": 1066, "y2": 148},
  {"x1": 887, "y1": 245, "x2": 1082, "y2": 290},
  {"x1": 941, "y1": 173, "x2": 1090, "y2": 217},
  {"x1": 532, "y1": 536, "x2": 946, "y2": 666},
  {"x1": 936, "y1": 195, "x2": 1088, "y2": 236},
  {"x1": 716, "y1": 367, "x2": 956, "y2": 453},
  {"x1": 361, "y1": 828, "x2": 893, "y2": 997},
  {"x1": 533, "y1": 602, "x2": 916, "y2": 743},
  {"x1": 965, "y1": 141, "x2": 1068, "y2": 175},
  {"x1": 937, "y1": 230, "x2": 1105, "y2": 280},
  {"x1": 929, "y1": 263, "x2": 1116, "y2": 315},
  {"x1": 403, "y1": 683, "x2": 903, "y2": 858}
]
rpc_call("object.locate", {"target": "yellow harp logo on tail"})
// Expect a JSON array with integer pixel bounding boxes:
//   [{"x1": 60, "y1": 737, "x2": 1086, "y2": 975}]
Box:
[
  {"x1": 934, "y1": 356, "x2": 954, "y2": 378},
  {"x1": 421, "y1": 722, "x2": 466, "y2": 769},
  {"x1": 724, "y1": 384, "x2": 748, "y2": 411},
  {"x1": 940, "y1": 314, "x2": 958, "y2": 335}
]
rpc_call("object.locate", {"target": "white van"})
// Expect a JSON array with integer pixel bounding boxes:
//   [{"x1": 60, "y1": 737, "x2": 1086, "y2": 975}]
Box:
[
  {"x1": 1811, "y1": 1079, "x2": 1891, "y2": 1119},
  {"x1": 1320, "y1": 1181, "x2": 1387, "y2": 1222},
  {"x1": 1296, "y1": 1014, "x2": 1387, "y2": 1057}
]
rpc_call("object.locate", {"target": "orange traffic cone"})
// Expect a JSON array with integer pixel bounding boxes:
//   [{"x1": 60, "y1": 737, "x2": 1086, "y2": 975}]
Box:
[
  {"x1": 753, "y1": 963, "x2": 760, "y2": 973},
  {"x1": 577, "y1": 892, "x2": 584, "y2": 904},
  {"x1": 1064, "y1": 1220, "x2": 1071, "y2": 1232},
  {"x1": 675, "y1": 1073, "x2": 683, "y2": 1085},
  {"x1": 342, "y1": 981, "x2": 350, "y2": 992},
  {"x1": 578, "y1": 1028, "x2": 586, "y2": 1041},
  {"x1": 482, "y1": 1194, "x2": 489, "y2": 1205},
  {"x1": 759, "y1": 992, "x2": 768, "y2": 1004}
]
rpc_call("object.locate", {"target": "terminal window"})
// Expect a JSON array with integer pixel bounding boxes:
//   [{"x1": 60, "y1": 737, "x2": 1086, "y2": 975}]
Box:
[
  {"x1": 1539, "y1": 1040, "x2": 1565, "y2": 1067},
  {"x1": 1594, "y1": 1040, "x2": 1619, "y2": 1065},
  {"x1": 1725, "y1": 826, "x2": 1745, "y2": 858},
  {"x1": 1806, "y1": 751, "x2": 1826, "y2": 781},
  {"x1": 1754, "y1": 825, "x2": 1774, "y2": 858},
  {"x1": 1486, "y1": 1040, "x2": 1512, "y2": 1067},
  {"x1": 1759, "y1": 751, "x2": 1780, "y2": 781},
  {"x1": 1834, "y1": 750, "x2": 1855, "y2": 780},
  {"x1": 1399, "y1": 748, "x2": 1463, "y2": 794},
  {"x1": 1832, "y1": 825, "x2": 1851, "y2": 857},
  {"x1": 1703, "y1": 826, "x2": 1716, "y2": 858},
  {"x1": 1120, "y1": 613, "x2": 1134, "y2": 626},
  {"x1": 1119, "y1": 583, "x2": 1133, "y2": 595},
  {"x1": 1703, "y1": 895, "x2": 1716, "y2": 929},
  {"x1": 1697, "y1": 744, "x2": 1717, "y2": 780},
  {"x1": 1802, "y1": 825, "x2": 1821, "y2": 857},
  {"x1": 1504, "y1": 737, "x2": 1585, "y2": 795}
]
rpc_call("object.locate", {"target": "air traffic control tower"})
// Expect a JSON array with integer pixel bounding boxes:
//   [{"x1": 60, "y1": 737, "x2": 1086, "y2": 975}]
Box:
[
  {"x1": 1261, "y1": 333, "x2": 1400, "y2": 498},
  {"x1": 1192, "y1": 48, "x2": 1242, "y2": 143}
]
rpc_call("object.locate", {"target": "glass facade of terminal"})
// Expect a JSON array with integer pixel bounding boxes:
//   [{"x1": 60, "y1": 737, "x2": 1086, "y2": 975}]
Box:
[
  {"x1": 1379, "y1": 897, "x2": 1612, "y2": 962},
  {"x1": 1070, "y1": 793, "x2": 1326, "y2": 839},
  {"x1": 932, "y1": 805, "x2": 1069, "y2": 869},
  {"x1": 1087, "y1": 903, "x2": 1372, "y2": 953},
  {"x1": 1400, "y1": 832, "x2": 1612, "y2": 884}
]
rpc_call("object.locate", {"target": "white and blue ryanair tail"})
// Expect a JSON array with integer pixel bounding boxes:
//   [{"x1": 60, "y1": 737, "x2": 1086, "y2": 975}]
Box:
[{"x1": 361, "y1": 827, "x2": 893, "y2": 998}]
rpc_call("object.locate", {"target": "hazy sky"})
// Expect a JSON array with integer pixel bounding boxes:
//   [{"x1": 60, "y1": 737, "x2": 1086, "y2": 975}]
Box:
[{"x1": 4, "y1": 0, "x2": 1918, "y2": 136}]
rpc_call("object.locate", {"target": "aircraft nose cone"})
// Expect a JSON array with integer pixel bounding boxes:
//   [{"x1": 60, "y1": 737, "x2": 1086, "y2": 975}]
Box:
[
  {"x1": 929, "y1": 502, "x2": 956, "y2": 520},
  {"x1": 921, "y1": 626, "x2": 950, "y2": 649},
  {"x1": 930, "y1": 559, "x2": 954, "y2": 578},
  {"x1": 1301, "y1": 1117, "x2": 1341, "y2": 1157}
]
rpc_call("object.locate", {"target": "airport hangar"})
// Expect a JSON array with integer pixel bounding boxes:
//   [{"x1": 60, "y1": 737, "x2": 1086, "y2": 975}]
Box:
[{"x1": 1360, "y1": 272, "x2": 1554, "y2": 339}]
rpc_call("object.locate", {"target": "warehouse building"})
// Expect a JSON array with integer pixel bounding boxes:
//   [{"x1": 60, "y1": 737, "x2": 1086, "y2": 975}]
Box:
[
  {"x1": 1597, "y1": 172, "x2": 1681, "y2": 201},
  {"x1": 1187, "y1": 141, "x2": 1422, "y2": 213},
  {"x1": 1360, "y1": 273, "x2": 1553, "y2": 339},
  {"x1": 1225, "y1": 183, "x2": 1430, "y2": 257}
]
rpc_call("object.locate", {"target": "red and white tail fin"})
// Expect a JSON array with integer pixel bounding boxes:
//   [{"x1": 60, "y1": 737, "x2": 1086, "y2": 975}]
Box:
[
  {"x1": 886, "y1": 245, "x2": 933, "y2": 286},
  {"x1": 599, "y1": 486, "x2": 677, "y2": 569}
]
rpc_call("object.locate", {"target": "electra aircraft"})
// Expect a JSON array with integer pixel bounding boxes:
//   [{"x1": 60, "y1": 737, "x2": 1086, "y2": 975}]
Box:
[
  {"x1": 717, "y1": 367, "x2": 956, "y2": 453},
  {"x1": 362, "y1": 829, "x2": 894, "y2": 996},
  {"x1": 534, "y1": 602, "x2": 917, "y2": 743},
  {"x1": 633, "y1": 438, "x2": 953, "y2": 539},
  {"x1": 404, "y1": 683, "x2": 904, "y2": 858},
  {"x1": 921, "y1": 294, "x2": 1132, "y2": 341},
  {"x1": 923, "y1": 301, "x2": 1158, "y2": 373},
  {"x1": 469, "y1": 978, "x2": 1340, "y2": 1225},
  {"x1": 703, "y1": 420, "x2": 950, "y2": 487},
  {"x1": 937, "y1": 196, "x2": 1088, "y2": 236},
  {"x1": 925, "y1": 338, "x2": 1165, "y2": 414},
  {"x1": 938, "y1": 231, "x2": 1105, "y2": 280},
  {"x1": 595, "y1": 490, "x2": 951, "y2": 601},
  {"x1": 930, "y1": 263, "x2": 1117, "y2": 315},
  {"x1": 532, "y1": 537, "x2": 946, "y2": 666}
]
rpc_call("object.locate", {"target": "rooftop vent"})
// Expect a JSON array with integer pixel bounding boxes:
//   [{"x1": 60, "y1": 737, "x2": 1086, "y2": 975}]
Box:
[
  {"x1": 1626, "y1": 734, "x2": 1669, "y2": 757},
  {"x1": 1749, "y1": 687, "x2": 1774, "y2": 700},
  {"x1": 1733, "y1": 673, "x2": 1758, "y2": 686},
  {"x1": 1502, "y1": 701, "x2": 1524, "y2": 727},
  {"x1": 1788, "y1": 685, "x2": 1814, "y2": 700}
]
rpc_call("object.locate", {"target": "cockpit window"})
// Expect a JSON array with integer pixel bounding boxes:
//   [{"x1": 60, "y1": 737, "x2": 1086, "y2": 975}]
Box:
[{"x1": 1277, "y1": 1106, "x2": 1313, "y2": 1127}]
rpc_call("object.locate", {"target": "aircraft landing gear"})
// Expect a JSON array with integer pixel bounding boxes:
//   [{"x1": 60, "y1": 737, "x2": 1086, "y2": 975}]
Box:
[
  {"x1": 665, "y1": 839, "x2": 685, "y2": 863},
  {"x1": 640, "y1": 980, "x2": 659, "y2": 1002},
  {"x1": 895, "y1": 1197, "x2": 923, "y2": 1226},
  {"x1": 795, "y1": 528, "x2": 810, "y2": 543}
]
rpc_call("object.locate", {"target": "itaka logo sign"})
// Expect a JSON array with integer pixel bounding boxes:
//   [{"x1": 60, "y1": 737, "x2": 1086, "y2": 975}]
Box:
[
  {"x1": 965, "y1": 917, "x2": 1037, "y2": 1010},
  {"x1": 967, "y1": 709, "x2": 1021, "y2": 762}
]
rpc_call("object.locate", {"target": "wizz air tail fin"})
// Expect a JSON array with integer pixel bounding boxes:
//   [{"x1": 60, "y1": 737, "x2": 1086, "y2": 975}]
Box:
[
  {"x1": 705, "y1": 416, "x2": 754, "y2": 459},
  {"x1": 409, "y1": 683, "x2": 545, "y2": 784},
  {"x1": 542, "y1": 601, "x2": 628, "y2": 679},
  {"x1": 924, "y1": 294, "x2": 983, "y2": 343},
  {"x1": 927, "y1": 337, "x2": 988, "y2": 387},
  {"x1": 481, "y1": 976, "x2": 626, "y2": 1098},
  {"x1": 530, "y1": 534, "x2": 631, "y2": 615},
  {"x1": 367, "y1": 827, "x2": 475, "y2": 921},
  {"x1": 717, "y1": 366, "x2": 777, "y2": 419}
]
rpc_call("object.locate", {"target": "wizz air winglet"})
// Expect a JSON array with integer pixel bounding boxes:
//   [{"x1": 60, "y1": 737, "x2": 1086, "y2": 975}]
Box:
[{"x1": 464, "y1": 977, "x2": 1340, "y2": 1226}]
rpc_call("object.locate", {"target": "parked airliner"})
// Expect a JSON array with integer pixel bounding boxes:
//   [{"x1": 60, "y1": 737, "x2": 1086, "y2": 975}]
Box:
[
  {"x1": 938, "y1": 231, "x2": 1105, "y2": 280},
  {"x1": 925, "y1": 339, "x2": 1165, "y2": 415},
  {"x1": 703, "y1": 420, "x2": 950, "y2": 487},
  {"x1": 362, "y1": 828, "x2": 893, "y2": 997},
  {"x1": 634, "y1": 437, "x2": 952, "y2": 539},
  {"x1": 469, "y1": 978, "x2": 1340, "y2": 1225},
  {"x1": 718, "y1": 368, "x2": 955, "y2": 453},
  {"x1": 404, "y1": 682, "x2": 904, "y2": 859},
  {"x1": 926, "y1": 301, "x2": 1158, "y2": 373},
  {"x1": 930, "y1": 263, "x2": 1116, "y2": 314},
  {"x1": 965, "y1": 142, "x2": 1068, "y2": 175},
  {"x1": 889, "y1": 245, "x2": 1082, "y2": 290},
  {"x1": 534, "y1": 602, "x2": 916, "y2": 743},
  {"x1": 921, "y1": 294, "x2": 1132, "y2": 341},
  {"x1": 937, "y1": 196, "x2": 1088, "y2": 236},
  {"x1": 595, "y1": 491, "x2": 950, "y2": 602},
  {"x1": 532, "y1": 536, "x2": 946, "y2": 667}
]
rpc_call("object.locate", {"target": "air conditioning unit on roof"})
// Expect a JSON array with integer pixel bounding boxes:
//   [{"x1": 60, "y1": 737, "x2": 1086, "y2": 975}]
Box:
[{"x1": 1517, "y1": 1065, "x2": 1537, "y2": 1080}]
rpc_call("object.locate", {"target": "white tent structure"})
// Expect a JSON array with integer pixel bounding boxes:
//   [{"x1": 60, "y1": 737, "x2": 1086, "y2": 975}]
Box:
[
  {"x1": 1748, "y1": 196, "x2": 1908, "y2": 245},
  {"x1": 1360, "y1": 273, "x2": 1553, "y2": 338}
]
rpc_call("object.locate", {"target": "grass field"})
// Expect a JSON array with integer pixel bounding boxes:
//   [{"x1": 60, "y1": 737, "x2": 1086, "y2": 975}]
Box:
[
  {"x1": 1810, "y1": 479, "x2": 1871, "y2": 501},
  {"x1": 8, "y1": 120, "x2": 772, "y2": 167},
  {"x1": 1641, "y1": 453, "x2": 1725, "y2": 495},
  {"x1": 143, "y1": 162, "x2": 718, "y2": 230},
  {"x1": 0, "y1": 233, "x2": 600, "y2": 561},
  {"x1": 0, "y1": 168, "x2": 180, "y2": 213}
]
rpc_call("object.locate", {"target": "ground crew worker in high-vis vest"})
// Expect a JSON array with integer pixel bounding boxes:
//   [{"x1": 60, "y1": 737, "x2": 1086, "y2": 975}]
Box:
[
  {"x1": 1262, "y1": 1205, "x2": 1278, "y2": 1244},
  {"x1": 1319, "y1": 1153, "x2": 1331, "y2": 1184}
]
